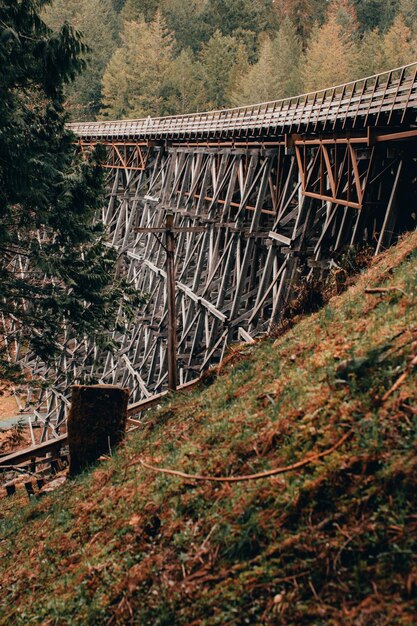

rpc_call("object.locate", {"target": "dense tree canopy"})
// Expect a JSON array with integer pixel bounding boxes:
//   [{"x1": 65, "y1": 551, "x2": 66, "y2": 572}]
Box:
[
  {"x1": 233, "y1": 19, "x2": 302, "y2": 105},
  {"x1": 102, "y1": 13, "x2": 175, "y2": 118},
  {"x1": 40, "y1": 0, "x2": 417, "y2": 118},
  {"x1": 0, "y1": 0, "x2": 139, "y2": 381},
  {"x1": 352, "y1": 0, "x2": 397, "y2": 32},
  {"x1": 302, "y1": 15, "x2": 358, "y2": 91},
  {"x1": 272, "y1": 0, "x2": 327, "y2": 40},
  {"x1": 43, "y1": 0, "x2": 120, "y2": 119},
  {"x1": 121, "y1": 0, "x2": 159, "y2": 23}
]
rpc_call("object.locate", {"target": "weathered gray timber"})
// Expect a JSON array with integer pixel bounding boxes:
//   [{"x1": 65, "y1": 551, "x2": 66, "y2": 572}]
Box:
[
  {"x1": 68, "y1": 63, "x2": 417, "y2": 140},
  {"x1": 3, "y1": 63, "x2": 417, "y2": 439}
]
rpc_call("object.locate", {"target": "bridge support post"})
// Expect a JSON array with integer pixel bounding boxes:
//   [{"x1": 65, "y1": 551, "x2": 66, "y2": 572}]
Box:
[{"x1": 166, "y1": 212, "x2": 178, "y2": 391}]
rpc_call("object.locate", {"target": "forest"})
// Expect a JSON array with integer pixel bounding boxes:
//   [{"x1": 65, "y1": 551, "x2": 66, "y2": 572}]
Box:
[{"x1": 43, "y1": 0, "x2": 417, "y2": 121}]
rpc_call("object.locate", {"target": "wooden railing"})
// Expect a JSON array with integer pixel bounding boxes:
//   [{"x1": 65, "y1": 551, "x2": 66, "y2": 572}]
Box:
[{"x1": 68, "y1": 63, "x2": 417, "y2": 141}]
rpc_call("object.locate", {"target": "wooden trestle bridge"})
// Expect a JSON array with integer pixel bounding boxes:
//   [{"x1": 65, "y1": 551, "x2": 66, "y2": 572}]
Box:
[{"x1": 4, "y1": 63, "x2": 417, "y2": 441}]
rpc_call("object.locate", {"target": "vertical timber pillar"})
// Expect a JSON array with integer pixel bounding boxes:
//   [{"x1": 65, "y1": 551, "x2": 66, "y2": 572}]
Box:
[
  {"x1": 68, "y1": 384, "x2": 129, "y2": 476},
  {"x1": 166, "y1": 212, "x2": 178, "y2": 391}
]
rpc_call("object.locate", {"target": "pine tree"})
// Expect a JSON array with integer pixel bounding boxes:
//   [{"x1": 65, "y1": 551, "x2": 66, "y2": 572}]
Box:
[
  {"x1": 102, "y1": 13, "x2": 175, "y2": 118},
  {"x1": 199, "y1": 30, "x2": 239, "y2": 108},
  {"x1": 0, "y1": 0, "x2": 140, "y2": 381},
  {"x1": 272, "y1": 19, "x2": 303, "y2": 97},
  {"x1": 272, "y1": 0, "x2": 327, "y2": 40},
  {"x1": 160, "y1": 0, "x2": 206, "y2": 52},
  {"x1": 200, "y1": 0, "x2": 274, "y2": 40},
  {"x1": 232, "y1": 19, "x2": 303, "y2": 105},
  {"x1": 302, "y1": 15, "x2": 358, "y2": 92},
  {"x1": 227, "y1": 43, "x2": 251, "y2": 104},
  {"x1": 121, "y1": 0, "x2": 159, "y2": 22},
  {"x1": 167, "y1": 49, "x2": 206, "y2": 113},
  {"x1": 399, "y1": 0, "x2": 417, "y2": 33},
  {"x1": 232, "y1": 35, "x2": 276, "y2": 105},
  {"x1": 355, "y1": 28, "x2": 385, "y2": 78},
  {"x1": 43, "y1": 0, "x2": 120, "y2": 119},
  {"x1": 100, "y1": 48, "x2": 130, "y2": 118},
  {"x1": 327, "y1": 0, "x2": 359, "y2": 39},
  {"x1": 354, "y1": 10, "x2": 415, "y2": 79},
  {"x1": 383, "y1": 13, "x2": 415, "y2": 69},
  {"x1": 352, "y1": 0, "x2": 397, "y2": 32}
]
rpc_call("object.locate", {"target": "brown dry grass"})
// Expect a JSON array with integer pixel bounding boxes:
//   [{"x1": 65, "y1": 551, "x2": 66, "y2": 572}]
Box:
[{"x1": 0, "y1": 231, "x2": 417, "y2": 625}]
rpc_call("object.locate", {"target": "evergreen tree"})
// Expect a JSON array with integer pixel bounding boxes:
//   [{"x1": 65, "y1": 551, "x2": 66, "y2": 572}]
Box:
[
  {"x1": 200, "y1": 0, "x2": 275, "y2": 41},
  {"x1": 352, "y1": 0, "x2": 397, "y2": 32},
  {"x1": 302, "y1": 15, "x2": 358, "y2": 91},
  {"x1": 227, "y1": 43, "x2": 251, "y2": 104},
  {"x1": 121, "y1": 0, "x2": 159, "y2": 22},
  {"x1": 272, "y1": 18, "x2": 303, "y2": 96},
  {"x1": 383, "y1": 14, "x2": 415, "y2": 69},
  {"x1": 355, "y1": 28, "x2": 385, "y2": 77},
  {"x1": 233, "y1": 19, "x2": 303, "y2": 105},
  {"x1": 35, "y1": 0, "x2": 417, "y2": 124},
  {"x1": 399, "y1": 0, "x2": 417, "y2": 33},
  {"x1": 102, "y1": 13, "x2": 175, "y2": 118},
  {"x1": 43, "y1": 0, "x2": 120, "y2": 119},
  {"x1": 100, "y1": 48, "x2": 130, "y2": 118},
  {"x1": 199, "y1": 30, "x2": 239, "y2": 109},
  {"x1": 0, "y1": 0, "x2": 139, "y2": 381},
  {"x1": 272, "y1": 0, "x2": 327, "y2": 40},
  {"x1": 327, "y1": 0, "x2": 359, "y2": 39},
  {"x1": 75, "y1": 0, "x2": 120, "y2": 118},
  {"x1": 160, "y1": 0, "x2": 206, "y2": 52},
  {"x1": 354, "y1": 11, "x2": 415, "y2": 78},
  {"x1": 167, "y1": 49, "x2": 206, "y2": 113},
  {"x1": 232, "y1": 35, "x2": 276, "y2": 105}
]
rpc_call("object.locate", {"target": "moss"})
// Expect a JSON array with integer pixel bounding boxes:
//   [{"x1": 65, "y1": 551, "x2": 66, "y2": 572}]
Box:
[{"x1": 1, "y1": 232, "x2": 417, "y2": 625}]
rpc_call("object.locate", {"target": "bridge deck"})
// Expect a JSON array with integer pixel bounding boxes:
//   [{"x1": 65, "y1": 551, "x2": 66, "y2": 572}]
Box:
[{"x1": 68, "y1": 63, "x2": 417, "y2": 141}]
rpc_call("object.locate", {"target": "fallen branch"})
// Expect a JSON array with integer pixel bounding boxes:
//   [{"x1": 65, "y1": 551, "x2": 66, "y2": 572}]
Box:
[
  {"x1": 133, "y1": 430, "x2": 353, "y2": 483},
  {"x1": 365, "y1": 287, "x2": 406, "y2": 296},
  {"x1": 382, "y1": 355, "x2": 417, "y2": 402}
]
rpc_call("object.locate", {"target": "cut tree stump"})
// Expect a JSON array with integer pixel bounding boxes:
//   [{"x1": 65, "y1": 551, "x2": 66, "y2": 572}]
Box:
[{"x1": 68, "y1": 385, "x2": 129, "y2": 476}]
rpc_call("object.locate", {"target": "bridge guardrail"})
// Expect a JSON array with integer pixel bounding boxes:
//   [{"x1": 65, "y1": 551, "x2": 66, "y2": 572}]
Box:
[{"x1": 68, "y1": 63, "x2": 417, "y2": 140}]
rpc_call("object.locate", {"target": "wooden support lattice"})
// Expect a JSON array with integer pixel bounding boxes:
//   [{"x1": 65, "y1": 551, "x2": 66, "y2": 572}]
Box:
[{"x1": 2, "y1": 113, "x2": 417, "y2": 437}]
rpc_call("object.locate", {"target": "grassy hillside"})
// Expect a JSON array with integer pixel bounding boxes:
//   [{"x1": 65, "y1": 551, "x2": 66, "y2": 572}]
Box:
[{"x1": 1, "y1": 233, "x2": 417, "y2": 626}]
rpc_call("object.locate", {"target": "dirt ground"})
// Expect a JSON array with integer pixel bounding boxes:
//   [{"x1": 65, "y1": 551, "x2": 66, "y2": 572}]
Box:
[
  {"x1": 0, "y1": 394, "x2": 19, "y2": 421},
  {"x1": 0, "y1": 390, "x2": 29, "y2": 454}
]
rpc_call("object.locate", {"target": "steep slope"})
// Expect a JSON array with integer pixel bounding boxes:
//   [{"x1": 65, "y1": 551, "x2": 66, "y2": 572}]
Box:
[{"x1": 1, "y1": 232, "x2": 417, "y2": 626}]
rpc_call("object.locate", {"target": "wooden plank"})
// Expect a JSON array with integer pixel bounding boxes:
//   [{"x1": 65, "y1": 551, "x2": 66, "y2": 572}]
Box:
[
  {"x1": 238, "y1": 327, "x2": 256, "y2": 344},
  {"x1": 127, "y1": 377, "x2": 201, "y2": 417},
  {"x1": 0, "y1": 435, "x2": 68, "y2": 471},
  {"x1": 268, "y1": 231, "x2": 292, "y2": 246}
]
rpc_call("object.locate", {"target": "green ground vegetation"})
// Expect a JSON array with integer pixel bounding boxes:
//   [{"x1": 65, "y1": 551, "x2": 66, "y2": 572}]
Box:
[{"x1": 1, "y1": 232, "x2": 417, "y2": 625}]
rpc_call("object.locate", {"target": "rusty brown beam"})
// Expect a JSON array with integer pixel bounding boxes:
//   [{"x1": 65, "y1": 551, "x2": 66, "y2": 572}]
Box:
[
  {"x1": 302, "y1": 191, "x2": 362, "y2": 209},
  {"x1": 374, "y1": 128, "x2": 417, "y2": 142}
]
